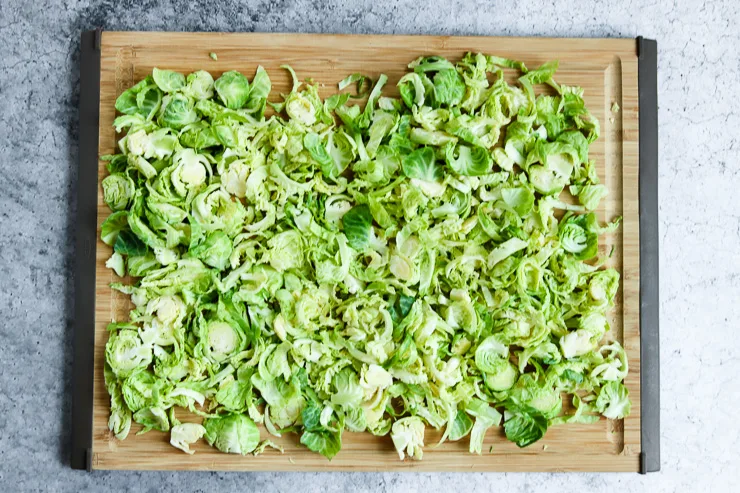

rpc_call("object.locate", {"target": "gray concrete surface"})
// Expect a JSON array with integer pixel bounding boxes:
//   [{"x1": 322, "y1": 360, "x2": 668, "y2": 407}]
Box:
[{"x1": 1, "y1": 0, "x2": 738, "y2": 491}]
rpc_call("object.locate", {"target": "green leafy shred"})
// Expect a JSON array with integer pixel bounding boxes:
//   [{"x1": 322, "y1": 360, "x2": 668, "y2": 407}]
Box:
[{"x1": 101, "y1": 53, "x2": 626, "y2": 460}]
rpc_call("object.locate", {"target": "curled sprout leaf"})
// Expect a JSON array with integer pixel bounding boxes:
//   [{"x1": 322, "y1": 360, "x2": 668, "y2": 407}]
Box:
[
  {"x1": 595, "y1": 382, "x2": 631, "y2": 419},
  {"x1": 152, "y1": 68, "x2": 186, "y2": 93},
  {"x1": 391, "y1": 417, "x2": 425, "y2": 461},
  {"x1": 170, "y1": 423, "x2": 206, "y2": 455},
  {"x1": 204, "y1": 414, "x2": 260, "y2": 455},
  {"x1": 214, "y1": 70, "x2": 251, "y2": 110}
]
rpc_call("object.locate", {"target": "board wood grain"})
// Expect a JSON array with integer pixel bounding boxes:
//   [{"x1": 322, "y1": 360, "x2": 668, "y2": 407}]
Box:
[{"x1": 93, "y1": 32, "x2": 640, "y2": 472}]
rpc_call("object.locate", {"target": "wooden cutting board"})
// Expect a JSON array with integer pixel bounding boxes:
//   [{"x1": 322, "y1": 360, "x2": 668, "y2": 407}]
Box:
[{"x1": 91, "y1": 32, "x2": 641, "y2": 472}]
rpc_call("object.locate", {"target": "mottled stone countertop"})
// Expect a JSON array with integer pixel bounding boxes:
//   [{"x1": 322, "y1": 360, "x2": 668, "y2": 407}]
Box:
[{"x1": 1, "y1": 0, "x2": 738, "y2": 491}]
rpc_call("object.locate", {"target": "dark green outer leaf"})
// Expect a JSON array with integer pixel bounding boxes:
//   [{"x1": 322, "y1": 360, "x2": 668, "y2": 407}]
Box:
[
  {"x1": 114, "y1": 229, "x2": 148, "y2": 257},
  {"x1": 300, "y1": 429, "x2": 342, "y2": 460},
  {"x1": 341, "y1": 204, "x2": 374, "y2": 251},
  {"x1": 504, "y1": 411, "x2": 548, "y2": 447}
]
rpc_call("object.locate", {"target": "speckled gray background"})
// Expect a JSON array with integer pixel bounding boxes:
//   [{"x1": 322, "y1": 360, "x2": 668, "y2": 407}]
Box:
[{"x1": 1, "y1": 0, "x2": 738, "y2": 491}]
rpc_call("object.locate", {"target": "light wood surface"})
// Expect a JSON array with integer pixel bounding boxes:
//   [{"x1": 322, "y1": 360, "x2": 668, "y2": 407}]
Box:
[{"x1": 93, "y1": 32, "x2": 640, "y2": 472}]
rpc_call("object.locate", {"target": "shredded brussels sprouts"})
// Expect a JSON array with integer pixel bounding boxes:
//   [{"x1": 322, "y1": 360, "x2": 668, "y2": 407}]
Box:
[{"x1": 101, "y1": 53, "x2": 626, "y2": 460}]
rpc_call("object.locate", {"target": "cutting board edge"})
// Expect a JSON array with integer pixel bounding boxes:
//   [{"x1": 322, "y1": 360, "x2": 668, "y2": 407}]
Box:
[{"x1": 86, "y1": 31, "x2": 643, "y2": 473}]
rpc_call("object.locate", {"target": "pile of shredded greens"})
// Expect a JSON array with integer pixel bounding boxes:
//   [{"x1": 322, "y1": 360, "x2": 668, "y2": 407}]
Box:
[{"x1": 101, "y1": 53, "x2": 629, "y2": 460}]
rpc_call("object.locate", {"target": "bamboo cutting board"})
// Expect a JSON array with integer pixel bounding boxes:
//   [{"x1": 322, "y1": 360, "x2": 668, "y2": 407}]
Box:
[{"x1": 91, "y1": 32, "x2": 641, "y2": 472}]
